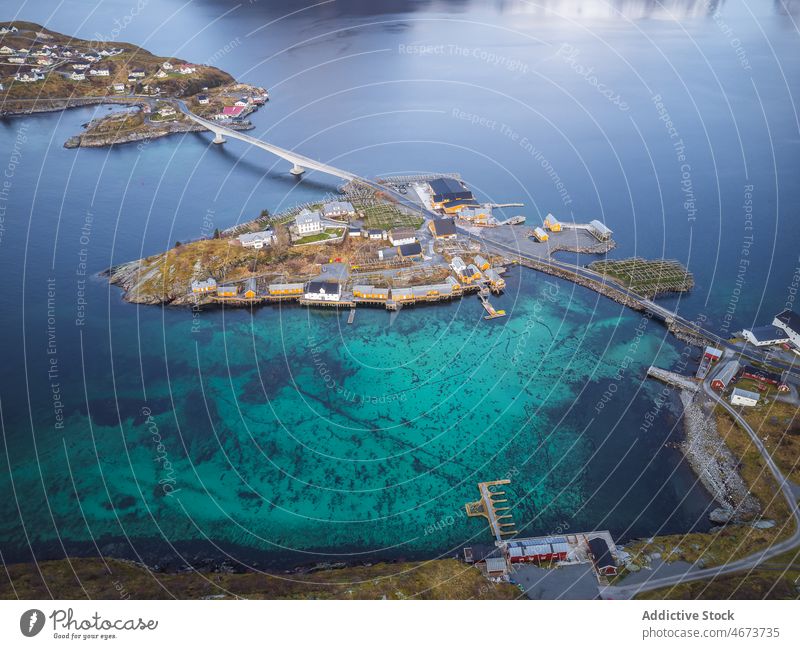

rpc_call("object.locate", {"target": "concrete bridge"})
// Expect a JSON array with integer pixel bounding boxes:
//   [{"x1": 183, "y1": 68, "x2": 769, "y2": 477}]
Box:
[{"x1": 175, "y1": 100, "x2": 358, "y2": 181}]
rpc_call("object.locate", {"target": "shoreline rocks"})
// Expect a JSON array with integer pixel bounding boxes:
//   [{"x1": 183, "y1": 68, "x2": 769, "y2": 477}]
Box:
[{"x1": 678, "y1": 390, "x2": 761, "y2": 524}]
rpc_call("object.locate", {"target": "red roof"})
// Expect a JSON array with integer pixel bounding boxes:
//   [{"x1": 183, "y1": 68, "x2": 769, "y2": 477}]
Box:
[{"x1": 222, "y1": 106, "x2": 243, "y2": 117}]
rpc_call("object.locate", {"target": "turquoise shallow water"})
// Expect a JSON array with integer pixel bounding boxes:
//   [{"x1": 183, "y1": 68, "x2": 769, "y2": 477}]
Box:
[
  {"x1": 2, "y1": 0, "x2": 798, "y2": 569},
  {"x1": 1, "y1": 267, "x2": 713, "y2": 566}
]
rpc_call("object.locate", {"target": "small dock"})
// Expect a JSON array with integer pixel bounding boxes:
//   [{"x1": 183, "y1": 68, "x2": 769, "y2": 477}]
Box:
[
  {"x1": 347, "y1": 308, "x2": 356, "y2": 324},
  {"x1": 478, "y1": 290, "x2": 506, "y2": 320},
  {"x1": 465, "y1": 479, "x2": 518, "y2": 541},
  {"x1": 647, "y1": 366, "x2": 699, "y2": 392}
]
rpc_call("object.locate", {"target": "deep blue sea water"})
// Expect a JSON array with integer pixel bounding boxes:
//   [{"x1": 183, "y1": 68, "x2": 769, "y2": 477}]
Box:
[{"x1": 1, "y1": 0, "x2": 798, "y2": 568}]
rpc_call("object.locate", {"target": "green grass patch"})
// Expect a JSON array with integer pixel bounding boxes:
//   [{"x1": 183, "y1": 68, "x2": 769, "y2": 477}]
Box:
[{"x1": 362, "y1": 204, "x2": 423, "y2": 231}]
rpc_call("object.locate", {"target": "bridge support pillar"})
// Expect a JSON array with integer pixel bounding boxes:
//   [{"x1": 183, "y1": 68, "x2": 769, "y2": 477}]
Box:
[
  {"x1": 212, "y1": 132, "x2": 226, "y2": 145},
  {"x1": 290, "y1": 164, "x2": 305, "y2": 177}
]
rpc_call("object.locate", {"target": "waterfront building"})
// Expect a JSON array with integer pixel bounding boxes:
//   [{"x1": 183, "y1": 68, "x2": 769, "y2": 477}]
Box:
[
  {"x1": 391, "y1": 287, "x2": 414, "y2": 302},
  {"x1": 268, "y1": 283, "x2": 303, "y2": 296},
  {"x1": 243, "y1": 279, "x2": 258, "y2": 299},
  {"x1": 532, "y1": 226, "x2": 549, "y2": 242},
  {"x1": 304, "y1": 281, "x2": 341, "y2": 302},
  {"x1": 353, "y1": 285, "x2": 389, "y2": 300},
  {"x1": 588, "y1": 537, "x2": 618, "y2": 576},
  {"x1": 321, "y1": 201, "x2": 355, "y2": 219},
  {"x1": 295, "y1": 209, "x2": 323, "y2": 235},
  {"x1": 544, "y1": 213, "x2": 562, "y2": 232},
  {"x1": 742, "y1": 325, "x2": 790, "y2": 347},
  {"x1": 505, "y1": 537, "x2": 569, "y2": 564},
  {"x1": 445, "y1": 276, "x2": 462, "y2": 294},
  {"x1": 484, "y1": 268, "x2": 505, "y2": 290},
  {"x1": 441, "y1": 198, "x2": 480, "y2": 213},
  {"x1": 429, "y1": 217, "x2": 457, "y2": 239},
  {"x1": 221, "y1": 105, "x2": 244, "y2": 118},
  {"x1": 388, "y1": 227, "x2": 417, "y2": 246},
  {"x1": 730, "y1": 388, "x2": 760, "y2": 407},
  {"x1": 238, "y1": 229, "x2": 274, "y2": 249},
  {"x1": 429, "y1": 177, "x2": 473, "y2": 207},
  {"x1": 588, "y1": 219, "x2": 613, "y2": 241},
  {"x1": 711, "y1": 360, "x2": 740, "y2": 391},
  {"x1": 191, "y1": 277, "x2": 217, "y2": 294},
  {"x1": 773, "y1": 309, "x2": 800, "y2": 349},
  {"x1": 474, "y1": 255, "x2": 490, "y2": 271},
  {"x1": 460, "y1": 205, "x2": 492, "y2": 224},
  {"x1": 216, "y1": 284, "x2": 240, "y2": 297}
]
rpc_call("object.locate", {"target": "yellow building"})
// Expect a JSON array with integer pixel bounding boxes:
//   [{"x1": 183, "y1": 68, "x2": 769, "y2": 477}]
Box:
[
  {"x1": 543, "y1": 213, "x2": 562, "y2": 232},
  {"x1": 353, "y1": 285, "x2": 389, "y2": 300},
  {"x1": 391, "y1": 287, "x2": 414, "y2": 302},
  {"x1": 474, "y1": 255, "x2": 490, "y2": 271},
  {"x1": 268, "y1": 283, "x2": 304, "y2": 296},
  {"x1": 532, "y1": 227, "x2": 549, "y2": 242},
  {"x1": 216, "y1": 285, "x2": 240, "y2": 298}
]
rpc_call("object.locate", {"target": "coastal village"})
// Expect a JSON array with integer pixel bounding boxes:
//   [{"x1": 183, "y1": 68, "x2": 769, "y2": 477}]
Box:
[
  {"x1": 3, "y1": 20, "x2": 798, "y2": 602},
  {"x1": 0, "y1": 21, "x2": 269, "y2": 147}
]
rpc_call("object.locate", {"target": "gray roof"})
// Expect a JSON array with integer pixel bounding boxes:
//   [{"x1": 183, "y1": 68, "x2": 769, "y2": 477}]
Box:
[
  {"x1": 305, "y1": 280, "x2": 340, "y2": 294},
  {"x1": 295, "y1": 209, "x2": 321, "y2": 226},
  {"x1": 398, "y1": 242, "x2": 423, "y2": 257},
  {"x1": 269, "y1": 283, "x2": 303, "y2": 291},
  {"x1": 589, "y1": 219, "x2": 613, "y2": 235},
  {"x1": 715, "y1": 360, "x2": 740, "y2": 385},
  {"x1": 431, "y1": 218, "x2": 456, "y2": 236},
  {"x1": 322, "y1": 201, "x2": 354, "y2": 215},
  {"x1": 732, "y1": 387, "x2": 760, "y2": 401},
  {"x1": 775, "y1": 309, "x2": 800, "y2": 334},
  {"x1": 238, "y1": 229, "x2": 273, "y2": 244},
  {"x1": 484, "y1": 557, "x2": 507, "y2": 573}
]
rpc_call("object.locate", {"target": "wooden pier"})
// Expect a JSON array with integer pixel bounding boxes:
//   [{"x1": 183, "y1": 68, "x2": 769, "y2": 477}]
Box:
[
  {"x1": 465, "y1": 479, "x2": 518, "y2": 541},
  {"x1": 647, "y1": 366, "x2": 699, "y2": 392},
  {"x1": 347, "y1": 308, "x2": 356, "y2": 324}
]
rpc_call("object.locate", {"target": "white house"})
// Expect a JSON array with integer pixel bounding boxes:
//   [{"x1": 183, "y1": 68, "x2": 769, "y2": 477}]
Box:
[
  {"x1": 238, "y1": 230, "x2": 274, "y2": 249},
  {"x1": 70, "y1": 71, "x2": 85, "y2": 80},
  {"x1": 8, "y1": 56, "x2": 25, "y2": 64},
  {"x1": 129, "y1": 69, "x2": 145, "y2": 78},
  {"x1": 450, "y1": 256, "x2": 467, "y2": 274},
  {"x1": 294, "y1": 209, "x2": 323, "y2": 236},
  {"x1": 112, "y1": 83, "x2": 126, "y2": 93},
  {"x1": 191, "y1": 277, "x2": 217, "y2": 294},
  {"x1": 178, "y1": 65, "x2": 196, "y2": 75},
  {"x1": 155, "y1": 70, "x2": 167, "y2": 78},
  {"x1": 162, "y1": 61, "x2": 173, "y2": 70},
  {"x1": 321, "y1": 200, "x2": 355, "y2": 220},
  {"x1": 388, "y1": 227, "x2": 417, "y2": 246},
  {"x1": 197, "y1": 94, "x2": 209, "y2": 104},
  {"x1": 773, "y1": 309, "x2": 800, "y2": 349},
  {"x1": 14, "y1": 73, "x2": 37, "y2": 83},
  {"x1": 742, "y1": 325, "x2": 790, "y2": 347},
  {"x1": 89, "y1": 68, "x2": 110, "y2": 76},
  {"x1": 304, "y1": 281, "x2": 341, "y2": 302},
  {"x1": 730, "y1": 388, "x2": 759, "y2": 407},
  {"x1": 0, "y1": 46, "x2": 15, "y2": 54}
]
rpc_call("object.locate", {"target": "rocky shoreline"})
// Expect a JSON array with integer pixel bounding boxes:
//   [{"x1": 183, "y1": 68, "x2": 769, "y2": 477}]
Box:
[
  {"x1": 64, "y1": 114, "x2": 254, "y2": 149},
  {"x1": 678, "y1": 390, "x2": 761, "y2": 524}
]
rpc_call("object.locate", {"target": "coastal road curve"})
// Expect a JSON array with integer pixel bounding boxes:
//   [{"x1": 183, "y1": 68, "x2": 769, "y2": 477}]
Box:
[{"x1": 599, "y1": 364, "x2": 800, "y2": 599}]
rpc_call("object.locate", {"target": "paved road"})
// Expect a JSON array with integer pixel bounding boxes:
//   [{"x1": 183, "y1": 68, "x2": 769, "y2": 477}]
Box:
[{"x1": 599, "y1": 359, "x2": 800, "y2": 599}]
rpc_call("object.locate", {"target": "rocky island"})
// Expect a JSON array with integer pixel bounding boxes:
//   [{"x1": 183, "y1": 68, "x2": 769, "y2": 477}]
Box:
[{"x1": 0, "y1": 20, "x2": 268, "y2": 147}]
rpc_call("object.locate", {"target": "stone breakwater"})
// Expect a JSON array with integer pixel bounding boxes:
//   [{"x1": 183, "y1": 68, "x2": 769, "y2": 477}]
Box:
[
  {"x1": 678, "y1": 390, "x2": 761, "y2": 524},
  {"x1": 513, "y1": 257, "x2": 710, "y2": 347}
]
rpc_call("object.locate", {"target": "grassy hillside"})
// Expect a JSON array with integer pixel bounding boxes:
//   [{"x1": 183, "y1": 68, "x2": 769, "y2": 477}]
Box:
[{"x1": 0, "y1": 557, "x2": 519, "y2": 600}]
